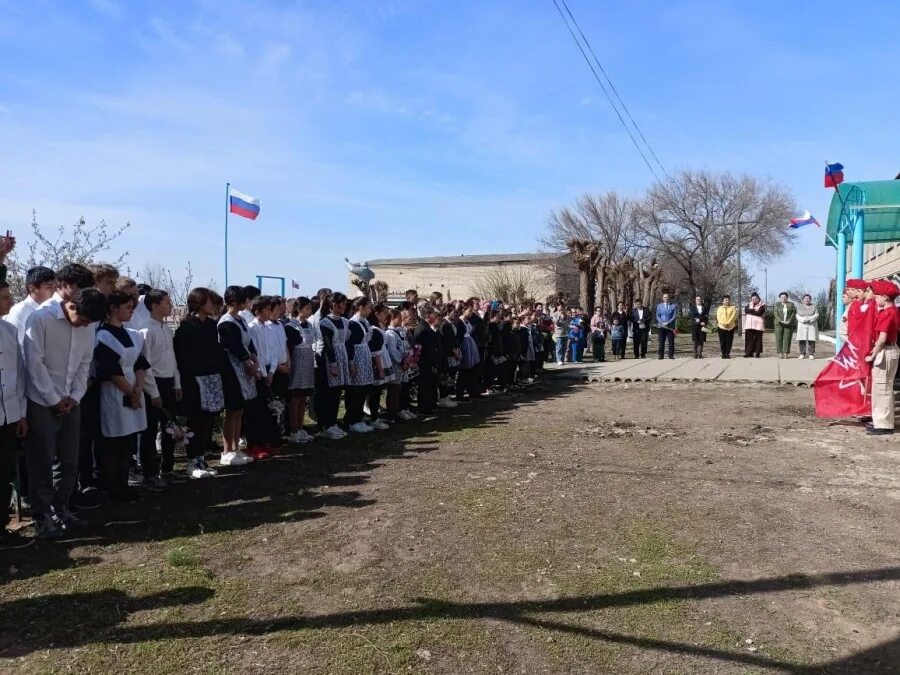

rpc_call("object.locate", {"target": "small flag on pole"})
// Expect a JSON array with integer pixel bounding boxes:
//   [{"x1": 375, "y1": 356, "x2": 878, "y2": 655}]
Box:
[
  {"x1": 789, "y1": 210, "x2": 820, "y2": 229},
  {"x1": 291, "y1": 278, "x2": 299, "y2": 290},
  {"x1": 824, "y1": 163, "x2": 844, "y2": 188},
  {"x1": 228, "y1": 188, "x2": 260, "y2": 220}
]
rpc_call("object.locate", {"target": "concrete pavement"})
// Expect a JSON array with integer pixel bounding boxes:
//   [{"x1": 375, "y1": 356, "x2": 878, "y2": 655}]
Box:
[{"x1": 546, "y1": 355, "x2": 823, "y2": 386}]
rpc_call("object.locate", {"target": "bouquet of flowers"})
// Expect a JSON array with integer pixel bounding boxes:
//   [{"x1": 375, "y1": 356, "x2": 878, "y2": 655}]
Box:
[
  {"x1": 404, "y1": 344, "x2": 422, "y2": 369},
  {"x1": 267, "y1": 397, "x2": 286, "y2": 427},
  {"x1": 164, "y1": 420, "x2": 195, "y2": 449}
]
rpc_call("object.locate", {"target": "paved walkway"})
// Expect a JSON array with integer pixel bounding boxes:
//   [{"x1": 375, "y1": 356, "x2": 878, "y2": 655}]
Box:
[{"x1": 546, "y1": 356, "x2": 824, "y2": 386}]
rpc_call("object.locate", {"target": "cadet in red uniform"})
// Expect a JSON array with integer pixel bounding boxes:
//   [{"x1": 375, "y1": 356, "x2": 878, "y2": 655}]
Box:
[
  {"x1": 865, "y1": 280, "x2": 900, "y2": 435},
  {"x1": 846, "y1": 279, "x2": 876, "y2": 356}
]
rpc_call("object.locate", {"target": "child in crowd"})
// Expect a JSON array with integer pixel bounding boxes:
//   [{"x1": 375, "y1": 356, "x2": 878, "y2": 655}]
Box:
[
  {"x1": 5, "y1": 266, "x2": 56, "y2": 344},
  {"x1": 140, "y1": 290, "x2": 182, "y2": 490},
  {"x1": 246, "y1": 296, "x2": 278, "y2": 458},
  {"x1": 173, "y1": 287, "x2": 221, "y2": 479},
  {"x1": 345, "y1": 297, "x2": 375, "y2": 433},
  {"x1": 610, "y1": 318, "x2": 624, "y2": 359},
  {"x1": 315, "y1": 293, "x2": 350, "y2": 440},
  {"x1": 217, "y1": 286, "x2": 257, "y2": 466},
  {"x1": 365, "y1": 303, "x2": 392, "y2": 429},
  {"x1": 285, "y1": 297, "x2": 316, "y2": 443},
  {"x1": 415, "y1": 305, "x2": 442, "y2": 414},
  {"x1": 94, "y1": 290, "x2": 150, "y2": 502}
]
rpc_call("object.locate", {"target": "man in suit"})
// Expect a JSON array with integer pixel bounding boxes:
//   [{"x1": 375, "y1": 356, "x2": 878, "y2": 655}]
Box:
[
  {"x1": 655, "y1": 292, "x2": 677, "y2": 359},
  {"x1": 773, "y1": 291, "x2": 797, "y2": 359},
  {"x1": 630, "y1": 300, "x2": 650, "y2": 358},
  {"x1": 689, "y1": 295, "x2": 709, "y2": 358},
  {"x1": 610, "y1": 302, "x2": 629, "y2": 359}
]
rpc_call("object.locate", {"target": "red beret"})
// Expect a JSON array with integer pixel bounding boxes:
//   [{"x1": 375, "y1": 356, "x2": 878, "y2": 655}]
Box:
[
  {"x1": 845, "y1": 279, "x2": 868, "y2": 290},
  {"x1": 871, "y1": 280, "x2": 900, "y2": 299}
]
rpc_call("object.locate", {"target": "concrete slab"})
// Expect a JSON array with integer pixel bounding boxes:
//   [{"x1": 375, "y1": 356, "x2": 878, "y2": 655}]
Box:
[
  {"x1": 778, "y1": 357, "x2": 825, "y2": 385},
  {"x1": 658, "y1": 358, "x2": 730, "y2": 381},
  {"x1": 716, "y1": 357, "x2": 780, "y2": 383},
  {"x1": 545, "y1": 359, "x2": 641, "y2": 381},
  {"x1": 611, "y1": 358, "x2": 684, "y2": 381}
]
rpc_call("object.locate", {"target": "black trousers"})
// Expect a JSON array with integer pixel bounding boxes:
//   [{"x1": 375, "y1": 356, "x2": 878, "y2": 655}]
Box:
[
  {"x1": 344, "y1": 386, "x2": 368, "y2": 425},
  {"x1": 99, "y1": 433, "x2": 138, "y2": 499},
  {"x1": 140, "y1": 377, "x2": 176, "y2": 476},
  {"x1": 633, "y1": 329, "x2": 649, "y2": 357},
  {"x1": 658, "y1": 328, "x2": 675, "y2": 358},
  {"x1": 399, "y1": 381, "x2": 412, "y2": 411},
  {"x1": 366, "y1": 385, "x2": 384, "y2": 419},
  {"x1": 591, "y1": 334, "x2": 606, "y2": 361},
  {"x1": 744, "y1": 329, "x2": 763, "y2": 357},
  {"x1": 77, "y1": 382, "x2": 101, "y2": 489},
  {"x1": 718, "y1": 329, "x2": 735, "y2": 357},
  {"x1": 245, "y1": 380, "x2": 276, "y2": 446},
  {"x1": 185, "y1": 412, "x2": 214, "y2": 460},
  {"x1": 0, "y1": 423, "x2": 17, "y2": 527},
  {"x1": 456, "y1": 368, "x2": 480, "y2": 398},
  {"x1": 418, "y1": 368, "x2": 439, "y2": 413},
  {"x1": 313, "y1": 354, "x2": 341, "y2": 429}
]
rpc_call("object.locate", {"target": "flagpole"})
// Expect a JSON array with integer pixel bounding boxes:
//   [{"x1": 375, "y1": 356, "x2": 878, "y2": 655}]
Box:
[{"x1": 224, "y1": 182, "x2": 230, "y2": 287}]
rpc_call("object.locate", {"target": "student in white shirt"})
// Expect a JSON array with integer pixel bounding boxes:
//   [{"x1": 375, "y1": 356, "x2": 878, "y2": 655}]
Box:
[
  {"x1": 239, "y1": 285, "x2": 260, "y2": 326},
  {"x1": 3, "y1": 266, "x2": 56, "y2": 344},
  {"x1": 245, "y1": 296, "x2": 277, "y2": 457},
  {"x1": 90, "y1": 264, "x2": 119, "y2": 296},
  {"x1": 140, "y1": 290, "x2": 183, "y2": 489},
  {"x1": 0, "y1": 280, "x2": 30, "y2": 550},
  {"x1": 24, "y1": 288, "x2": 108, "y2": 540},
  {"x1": 267, "y1": 297, "x2": 290, "y2": 438}
]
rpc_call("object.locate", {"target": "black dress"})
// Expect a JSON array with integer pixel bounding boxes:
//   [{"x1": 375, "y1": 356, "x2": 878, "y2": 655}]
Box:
[{"x1": 173, "y1": 315, "x2": 228, "y2": 415}]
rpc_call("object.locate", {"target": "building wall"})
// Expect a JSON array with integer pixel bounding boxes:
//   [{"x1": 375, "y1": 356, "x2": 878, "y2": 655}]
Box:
[
  {"x1": 348, "y1": 259, "x2": 578, "y2": 302},
  {"x1": 863, "y1": 242, "x2": 900, "y2": 279}
]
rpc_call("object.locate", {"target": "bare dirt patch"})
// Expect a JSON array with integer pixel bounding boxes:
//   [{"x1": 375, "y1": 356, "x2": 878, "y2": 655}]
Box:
[{"x1": 1, "y1": 378, "x2": 897, "y2": 673}]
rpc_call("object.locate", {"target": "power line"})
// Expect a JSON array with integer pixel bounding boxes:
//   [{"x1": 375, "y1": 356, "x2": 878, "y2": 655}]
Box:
[
  {"x1": 550, "y1": 0, "x2": 667, "y2": 183},
  {"x1": 558, "y1": 0, "x2": 670, "y2": 181}
]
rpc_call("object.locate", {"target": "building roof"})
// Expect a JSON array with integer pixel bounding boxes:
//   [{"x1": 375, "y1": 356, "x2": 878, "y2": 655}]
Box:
[
  {"x1": 367, "y1": 253, "x2": 563, "y2": 266},
  {"x1": 825, "y1": 180, "x2": 900, "y2": 247}
]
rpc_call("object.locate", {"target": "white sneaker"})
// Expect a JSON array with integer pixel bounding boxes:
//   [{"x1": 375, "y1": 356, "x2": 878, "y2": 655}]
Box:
[
  {"x1": 556, "y1": 361, "x2": 563, "y2": 366},
  {"x1": 798, "y1": 354, "x2": 805, "y2": 359},
  {"x1": 188, "y1": 457, "x2": 214, "y2": 479},
  {"x1": 437, "y1": 397, "x2": 458, "y2": 409},
  {"x1": 220, "y1": 450, "x2": 253, "y2": 466},
  {"x1": 296, "y1": 430, "x2": 314, "y2": 443},
  {"x1": 320, "y1": 425, "x2": 346, "y2": 440},
  {"x1": 371, "y1": 419, "x2": 390, "y2": 430},
  {"x1": 287, "y1": 431, "x2": 302, "y2": 443},
  {"x1": 808, "y1": 354, "x2": 815, "y2": 360},
  {"x1": 398, "y1": 410, "x2": 416, "y2": 420},
  {"x1": 350, "y1": 421, "x2": 373, "y2": 433}
]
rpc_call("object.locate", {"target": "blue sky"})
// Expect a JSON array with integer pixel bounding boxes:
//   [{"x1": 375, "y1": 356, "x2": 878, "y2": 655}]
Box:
[{"x1": 1, "y1": 0, "x2": 898, "y2": 297}]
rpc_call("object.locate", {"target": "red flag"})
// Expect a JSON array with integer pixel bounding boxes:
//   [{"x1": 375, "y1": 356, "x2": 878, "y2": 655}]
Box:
[{"x1": 814, "y1": 340, "x2": 871, "y2": 417}]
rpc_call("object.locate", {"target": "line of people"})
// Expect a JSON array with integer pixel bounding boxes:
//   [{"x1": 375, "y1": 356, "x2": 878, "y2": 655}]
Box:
[{"x1": 1, "y1": 261, "x2": 555, "y2": 549}]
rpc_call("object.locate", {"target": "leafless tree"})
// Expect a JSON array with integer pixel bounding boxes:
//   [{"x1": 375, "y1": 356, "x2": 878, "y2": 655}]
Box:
[
  {"x1": 639, "y1": 170, "x2": 796, "y2": 305},
  {"x1": 137, "y1": 261, "x2": 209, "y2": 307},
  {"x1": 6, "y1": 211, "x2": 130, "y2": 299},
  {"x1": 470, "y1": 266, "x2": 537, "y2": 306}
]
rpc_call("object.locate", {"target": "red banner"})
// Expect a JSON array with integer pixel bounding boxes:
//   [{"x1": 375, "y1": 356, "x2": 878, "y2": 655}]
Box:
[{"x1": 814, "y1": 340, "x2": 871, "y2": 417}]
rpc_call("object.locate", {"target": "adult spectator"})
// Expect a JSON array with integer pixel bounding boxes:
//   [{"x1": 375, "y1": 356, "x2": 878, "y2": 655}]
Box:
[
  {"x1": 715, "y1": 295, "x2": 737, "y2": 359},
  {"x1": 655, "y1": 293, "x2": 677, "y2": 360},
  {"x1": 589, "y1": 308, "x2": 607, "y2": 362},
  {"x1": 689, "y1": 295, "x2": 709, "y2": 359},
  {"x1": 551, "y1": 304, "x2": 568, "y2": 366},
  {"x1": 773, "y1": 291, "x2": 797, "y2": 359},
  {"x1": 743, "y1": 292, "x2": 766, "y2": 358},
  {"x1": 630, "y1": 300, "x2": 650, "y2": 358},
  {"x1": 796, "y1": 294, "x2": 819, "y2": 359},
  {"x1": 610, "y1": 302, "x2": 629, "y2": 359}
]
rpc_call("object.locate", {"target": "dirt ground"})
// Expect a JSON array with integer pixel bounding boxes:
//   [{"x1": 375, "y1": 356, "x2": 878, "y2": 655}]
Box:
[{"x1": 1, "y1": 377, "x2": 898, "y2": 674}]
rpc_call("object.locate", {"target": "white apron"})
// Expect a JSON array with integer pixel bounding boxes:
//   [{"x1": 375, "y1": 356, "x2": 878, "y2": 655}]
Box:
[
  {"x1": 348, "y1": 316, "x2": 374, "y2": 386},
  {"x1": 318, "y1": 315, "x2": 350, "y2": 388},
  {"x1": 371, "y1": 325, "x2": 394, "y2": 385},
  {"x1": 218, "y1": 313, "x2": 257, "y2": 401},
  {"x1": 289, "y1": 319, "x2": 316, "y2": 390},
  {"x1": 96, "y1": 327, "x2": 148, "y2": 438}
]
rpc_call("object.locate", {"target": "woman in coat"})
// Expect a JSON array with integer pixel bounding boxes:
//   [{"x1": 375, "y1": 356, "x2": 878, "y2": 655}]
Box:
[
  {"x1": 743, "y1": 293, "x2": 766, "y2": 358},
  {"x1": 796, "y1": 294, "x2": 819, "y2": 359},
  {"x1": 689, "y1": 295, "x2": 709, "y2": 358}
]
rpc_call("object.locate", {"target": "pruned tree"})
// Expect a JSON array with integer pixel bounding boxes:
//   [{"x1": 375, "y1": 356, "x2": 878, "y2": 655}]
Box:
[
  {"x1": 639, "y1": 170, "x2": 796, "y2": 305},
  {"x1": 470, "y1": 266, "x2": 537, "y2": 306},
  {"x1": 6, "y1": 211, "x2": 130, "y2": 299}
]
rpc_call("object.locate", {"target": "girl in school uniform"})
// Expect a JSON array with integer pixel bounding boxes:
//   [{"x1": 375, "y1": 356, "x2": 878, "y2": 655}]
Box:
[
  {"x1": 245, "y1": 296, "x2": 279, "y2": 458},
  {"x1": 217, "y1": 286, "x2": 259, "y2": 466},
  {"x1": 438, "y1": 306, "x2": 460, "y2": 407},
  {"x1": 285, "y1": 297, "x2": 316, "y2": 444},
  {"x1": 365, "y1": 303, "x2": 393, "y2": 429},
  {"x1": 315, "y1": 293, "x2": 351, "y2": 440},
  {"x1": 456, "y1": 303, "x2": 482, "y2": 400},
  {"x1": 267, "y1": 297, "x2": 290, "y2": 440},
  {"x1": 94, "y1": 290, "x2": 151, "y2": 502},
  {"x1": 345, "y1": 297, "x2": 375, "y2": 433},
  {"x1": 384, "y1": 308, "x2": 408, "y2": 422}
]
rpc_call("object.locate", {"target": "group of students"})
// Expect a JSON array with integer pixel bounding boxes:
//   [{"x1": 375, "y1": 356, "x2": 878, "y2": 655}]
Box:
[
  {"x1": 837, "y1": 278, "x2": 900, "y2": 436},
  {"x1": 0, "y1": 262, "x2": 556, "y2": 549}
]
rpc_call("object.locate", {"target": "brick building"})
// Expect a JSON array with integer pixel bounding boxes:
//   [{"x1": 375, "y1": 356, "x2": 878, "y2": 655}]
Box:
[{"x1": 349, "y1": 253, "x2": 578, "y2": 303}]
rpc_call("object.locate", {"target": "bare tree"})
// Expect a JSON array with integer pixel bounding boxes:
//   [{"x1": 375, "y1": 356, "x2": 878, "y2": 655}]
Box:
[
  {"x1": 470, "y1": 266, "x2": 537, "y2": 306},
  {"x1": 137, "y1": 260, "x2": 209, "y2": 307},
  {"x1": 6, "y1": 211, "x2": 130, "y2": 299},
  {"x1": 639, "y1": 170, "x2": 796, "y2": 304}
]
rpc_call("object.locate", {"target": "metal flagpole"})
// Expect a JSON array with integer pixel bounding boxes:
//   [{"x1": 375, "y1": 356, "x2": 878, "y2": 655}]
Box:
[{"x1": 225, "y1": 182, "x2": 230, "y2": 286}]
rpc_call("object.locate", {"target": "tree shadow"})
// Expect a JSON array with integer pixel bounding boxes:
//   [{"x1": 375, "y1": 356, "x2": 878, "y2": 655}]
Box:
[{"x1": 0, "y1": 565, "x2": 896, "y2": 671}]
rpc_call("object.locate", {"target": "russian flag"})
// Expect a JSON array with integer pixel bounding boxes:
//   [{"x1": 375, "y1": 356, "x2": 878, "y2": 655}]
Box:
[
  {"x1": 229, "y1": 188, "x2": 260, "y2": 220},
  {"x1": 789, "y1": 210, "x2": 820, "y2": 229},
  {"x1": 291, "y1": 278, "x2": 299, "y2": 290},
  {"x1": 824, "y1": 163, "x2": 844, "y2": 188}
]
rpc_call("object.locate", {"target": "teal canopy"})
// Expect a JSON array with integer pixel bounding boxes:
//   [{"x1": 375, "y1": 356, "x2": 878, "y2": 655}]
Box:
[{"x1": 825, "y1": 180, "x2": 900, "y2": 247}]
